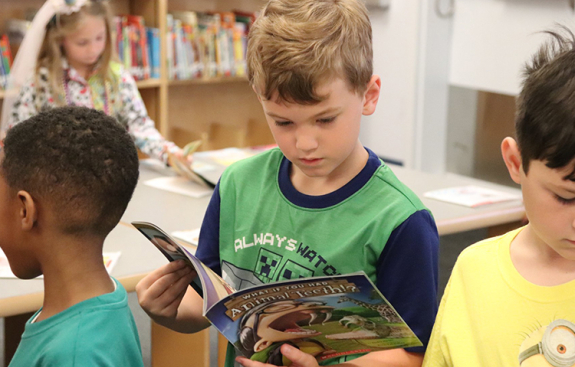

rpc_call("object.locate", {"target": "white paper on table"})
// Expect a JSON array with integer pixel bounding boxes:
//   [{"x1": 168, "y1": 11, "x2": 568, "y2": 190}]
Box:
[
  {"x1": 0, "y1": 249, "x2": 121, "y2": 278},
  {"x1": 423, "y1": 185, "x2": 522, "y2": 208},
  {"x1": 144, "y1": 176, "x2": 213, "y2": 198},
  {"x1": 172, "y1": 228, "x2": 201, "y2": 248}
]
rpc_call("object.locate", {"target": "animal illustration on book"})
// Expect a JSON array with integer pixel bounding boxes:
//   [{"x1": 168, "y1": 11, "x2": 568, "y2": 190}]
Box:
[
  {"x1": 337, "y1": 296, "x2": 403, "y2": 324},
  {"x1": 236, "y1": 300, "x2": 336, "y2": 364},
  {"x1": 339, "y1": 315, "x2": 375, "y2": 329}
]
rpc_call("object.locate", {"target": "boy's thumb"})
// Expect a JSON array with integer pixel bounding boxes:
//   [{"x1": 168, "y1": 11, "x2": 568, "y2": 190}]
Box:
[{"x1": 280, "y1": 344, "x2": 317, "y2": 366}]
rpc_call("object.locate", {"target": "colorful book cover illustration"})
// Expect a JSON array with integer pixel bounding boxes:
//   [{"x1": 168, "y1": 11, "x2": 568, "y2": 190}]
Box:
[{"x1": 132, "y1": 222, "x2": 422, "y2": 366}]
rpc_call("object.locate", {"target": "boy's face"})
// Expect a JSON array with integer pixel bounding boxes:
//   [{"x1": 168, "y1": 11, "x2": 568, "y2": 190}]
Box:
[
  {"x1": 258, "y1": 77, "x2": 380, "y2": 187},
  {"x1": 519, "y1": 159, "x2": 575, "y2": 260}
]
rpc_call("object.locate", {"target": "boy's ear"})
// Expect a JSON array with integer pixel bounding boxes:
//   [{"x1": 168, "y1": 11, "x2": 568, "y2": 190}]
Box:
[
  {"x1": 362, "y1": 75, "x2": 381, "y2": 116},
  {"x1": 17, "y1": 190, "x2": 37, "y2": 231},
  {"x1": 501, "y1": 137, "x2": 522, "y2": 184}
]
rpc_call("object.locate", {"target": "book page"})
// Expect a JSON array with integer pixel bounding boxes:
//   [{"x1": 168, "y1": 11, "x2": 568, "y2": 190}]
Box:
[
  {"x1": 423, "y1": 185, "x2": 521, "y2": 207},
  {"x1": 132, "y1": 221, "x2": 236, "y2": 312}
]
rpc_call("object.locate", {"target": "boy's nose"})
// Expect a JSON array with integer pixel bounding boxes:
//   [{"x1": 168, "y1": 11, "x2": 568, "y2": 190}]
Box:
[{"x1": 295, "y1": 131, "x2": 319, "y2": 152}]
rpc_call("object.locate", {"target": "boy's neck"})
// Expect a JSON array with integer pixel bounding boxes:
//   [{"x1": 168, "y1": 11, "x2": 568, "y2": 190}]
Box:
[
  {"x1": 36, "y1": 235, "x2": 114, "y2": 322},
  {"x1": 510, "y1": 225, "x2": 575, "y2": 286}
]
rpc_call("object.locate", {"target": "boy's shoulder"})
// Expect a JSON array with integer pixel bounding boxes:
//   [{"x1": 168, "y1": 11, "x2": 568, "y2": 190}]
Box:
[
  {"x1": 456, "y1": 227, "x2": 523, "y2": 268},
  {"x1": 372, "y1": 162, "x2": 429, "y2": 212},
  {"x1": 13, "y1": 280, "x2": 142, "y2": 366}
]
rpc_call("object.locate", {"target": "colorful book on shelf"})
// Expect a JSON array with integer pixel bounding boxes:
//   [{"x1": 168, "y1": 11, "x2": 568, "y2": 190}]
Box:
[
  {"x1": 146, "y1": 27, "x2": 160, "y2": 79},
  {"x1": 125, "y1": 15, "x2": 150, "y2": 80},
  {"x1": 132, "y1": 221, "x2": 422, "y2": 366},
  {"x1": 0, "y1": 34, "x2": 12, "y2": 89},
  {"x1": 423, "y1": 185, "x2": 522, "y2": 207}
]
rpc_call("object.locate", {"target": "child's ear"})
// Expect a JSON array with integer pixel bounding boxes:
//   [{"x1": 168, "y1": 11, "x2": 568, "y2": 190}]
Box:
[
  {"x1": 17, "y1": 190, "x2": 37, "y2": 231},
  {"x1": 501, "y1": 137, "x2": 522, "y2": 184},
  {"x1": 362, "y1": 75, "x2": 381, "y2": 116}
]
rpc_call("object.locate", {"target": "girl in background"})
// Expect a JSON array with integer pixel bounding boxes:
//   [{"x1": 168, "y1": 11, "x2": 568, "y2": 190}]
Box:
[{"x1": 2, "y1": 0, "x2": 186, "y2": 163}]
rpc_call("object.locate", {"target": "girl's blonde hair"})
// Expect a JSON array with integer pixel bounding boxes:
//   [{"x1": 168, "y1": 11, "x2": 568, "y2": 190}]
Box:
[
  {"x1": 37, "y1": 0, "x2": 116, "y2": 105},
  {"x1": 247, "y1": 0, "x2": 373, "y2": 104}
]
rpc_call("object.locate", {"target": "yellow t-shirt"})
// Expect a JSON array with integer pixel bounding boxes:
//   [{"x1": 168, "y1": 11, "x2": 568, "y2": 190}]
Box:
[{"x1": 423, "y1": 227, "x2": 575, "y2": 367}]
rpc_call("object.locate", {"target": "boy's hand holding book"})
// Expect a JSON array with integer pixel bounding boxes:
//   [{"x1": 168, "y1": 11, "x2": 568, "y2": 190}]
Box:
[{"x1": 136, "y1": 260, "x2": 196, "y2": 325}]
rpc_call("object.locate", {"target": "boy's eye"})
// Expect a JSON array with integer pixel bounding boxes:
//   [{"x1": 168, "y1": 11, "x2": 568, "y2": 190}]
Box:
[
  {"x1": 274, "y1": 120, "x2": 292, "y2": 127},
  {"x1": 555, "y1": 194, "x2": 575, "y2": 205},
  {"x1": 317, "y1": 116, "x2": 336, "y2": 124}
]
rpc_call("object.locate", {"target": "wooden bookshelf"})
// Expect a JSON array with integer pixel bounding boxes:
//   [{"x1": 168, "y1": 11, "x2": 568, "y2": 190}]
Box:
[{"x1": 0, "y1": 0, "x2": 273, "y2": 152}]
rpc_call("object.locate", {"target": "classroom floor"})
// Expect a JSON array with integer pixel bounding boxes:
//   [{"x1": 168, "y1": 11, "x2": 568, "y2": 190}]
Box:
[{"x1": 0, "y1": 228, "x2": 488, "y2": 367}]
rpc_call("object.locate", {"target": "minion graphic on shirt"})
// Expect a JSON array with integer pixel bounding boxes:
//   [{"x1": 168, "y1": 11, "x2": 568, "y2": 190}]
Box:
[{"x1": 519, "y1": 319, "x2": 575, "y2": 367}]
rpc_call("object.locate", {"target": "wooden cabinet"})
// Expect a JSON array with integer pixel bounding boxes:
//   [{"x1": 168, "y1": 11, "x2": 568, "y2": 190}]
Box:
[{"x1": 0, "y1": 0, "x2": 274, "y2": 152}]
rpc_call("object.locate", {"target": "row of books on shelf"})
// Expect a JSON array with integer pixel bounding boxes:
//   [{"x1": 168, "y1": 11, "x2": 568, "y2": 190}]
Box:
[
  {"x1": 0, "y1": 34, "x2": 13, "y2": 90},
  {"x1": 0, "y1": 9, "x2": 257, "y2": 88},
  {"x1": 166, "y1": 10, "x2": 256, "y2": 81},
  {"x1": 115, "y1": 10, "x2": 256, "y2": 82},
  {"x1": 114, "y1": 15, "x2": 159, "y2": 81}
]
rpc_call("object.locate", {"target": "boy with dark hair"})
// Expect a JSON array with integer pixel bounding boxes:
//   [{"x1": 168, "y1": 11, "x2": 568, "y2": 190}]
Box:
[
  {"x1": 137, "y1": 1, "x2": 439, "y2": 366},
  {"x1": 423, "y1": 27, "x2": 575, "y2": 367},
  {"x1": 2, "y1": 106, "x2": 144, "y2": 366}
]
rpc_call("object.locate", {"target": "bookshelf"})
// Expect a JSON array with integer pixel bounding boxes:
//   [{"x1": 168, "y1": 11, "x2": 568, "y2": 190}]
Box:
[{"x1": 0, "y1": 0, "x2": 274, "y2": 152}]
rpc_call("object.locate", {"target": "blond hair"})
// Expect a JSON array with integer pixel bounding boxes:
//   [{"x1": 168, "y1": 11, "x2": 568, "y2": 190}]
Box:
[
  {"x1": 37, "y1": 0, "x2": 116, "y2": 106},
  {"x1": 247, "y1": 0, "x2": 373, "y2": 104}
]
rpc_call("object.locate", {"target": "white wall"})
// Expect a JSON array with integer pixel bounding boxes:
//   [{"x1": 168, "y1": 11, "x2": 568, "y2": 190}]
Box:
[
  {"x1": 450, "y1": 0, "x2": 573, "y2": 96},
  {"x1": 360, "y1": 0, "x2": 421, "y2": 166}
]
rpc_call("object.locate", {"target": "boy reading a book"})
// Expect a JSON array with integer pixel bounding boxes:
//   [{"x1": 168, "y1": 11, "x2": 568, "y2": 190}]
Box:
[
  {"x1": 2, "y1": 106, "x2": 144, "y2": 366},
  {"x1": 136, "y1": 0, "x2": 439, "y2": 366},
  {"x1": 422, "y1": 27, "x2": 575, "y2": 367}
]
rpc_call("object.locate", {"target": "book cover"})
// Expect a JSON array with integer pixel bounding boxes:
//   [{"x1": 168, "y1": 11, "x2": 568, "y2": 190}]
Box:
[{"x1": 132, "y1": 222, "x2": 422, "y2": 366}]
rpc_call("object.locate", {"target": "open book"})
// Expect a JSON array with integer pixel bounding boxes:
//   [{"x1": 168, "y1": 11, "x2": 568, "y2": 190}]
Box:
[{"x1": 132, "y1": 221, "x2": 422, "y2": 365}]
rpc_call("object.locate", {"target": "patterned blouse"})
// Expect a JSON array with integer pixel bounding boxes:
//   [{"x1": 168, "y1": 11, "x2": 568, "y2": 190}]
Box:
[{"x1": 9, "y1": 61, "x2": 176, "y2": 162}]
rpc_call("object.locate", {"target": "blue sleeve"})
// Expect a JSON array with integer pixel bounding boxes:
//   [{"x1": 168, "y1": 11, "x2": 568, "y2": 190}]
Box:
[
  {"x1": 376, "y1": 209, "x2": 439, "y2": 354},
  {"x1": 195, "y1": 181, "x2": 222, "y2": 275}
]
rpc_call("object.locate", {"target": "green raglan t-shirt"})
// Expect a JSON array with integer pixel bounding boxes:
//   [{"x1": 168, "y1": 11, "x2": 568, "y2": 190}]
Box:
[{"x1": 213, "y1": 148, "x2": 432, "y2": 366}]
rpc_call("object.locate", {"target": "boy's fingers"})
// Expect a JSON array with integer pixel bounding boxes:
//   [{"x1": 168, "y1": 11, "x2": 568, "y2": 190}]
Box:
[
  {"x1": 280, "y1": 344, "x2": 318, "y2": 367},
  {"x1": 143, "y1": 265, "x2": 192, "y2": 301},
  {"x1": 136, "y1": 261, "x2": 188, "y2": 291},
  {"x1": 154, "y1": 270, "x2": 195, "y2": 306}
]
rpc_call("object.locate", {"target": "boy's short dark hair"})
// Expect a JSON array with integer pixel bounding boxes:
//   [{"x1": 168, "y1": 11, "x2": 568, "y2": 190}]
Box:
[
  {"x1": 2, "y1": 106, "x2": 139, "y2": 236},
  {"x1": 516, "y1": 25, "x2": 575, "y2": 176}
]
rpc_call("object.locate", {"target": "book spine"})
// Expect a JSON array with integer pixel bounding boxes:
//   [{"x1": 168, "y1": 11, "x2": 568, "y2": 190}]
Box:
[
  {"x1": 0, "y1": 36, "x2": 6, "y2": 90},
  {"x1": 147, "y1": 28, "x2": 160, "y2": 79}
]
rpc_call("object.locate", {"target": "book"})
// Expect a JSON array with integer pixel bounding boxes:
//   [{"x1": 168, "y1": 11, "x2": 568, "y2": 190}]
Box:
[
  {"x1": 146, "y1": 27, "x2": 160, "y2": 79},
  {"x1": 423, "y1": 185, "x2": 522, "y2": 208},
  {"x1": 132, "y1": 221, "x2": 422, "y2": 366}
]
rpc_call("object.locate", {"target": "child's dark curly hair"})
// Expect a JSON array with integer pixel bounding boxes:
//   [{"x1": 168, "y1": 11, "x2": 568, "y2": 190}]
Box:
[{"x1": 1, "y1": 106, "x2": 139, "y2": 237}]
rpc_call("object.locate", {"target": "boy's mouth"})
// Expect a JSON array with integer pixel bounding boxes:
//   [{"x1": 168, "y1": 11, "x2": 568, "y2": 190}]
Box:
[{"x1": 300, "y1": 158, "x2": 322, "y2": 165}]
